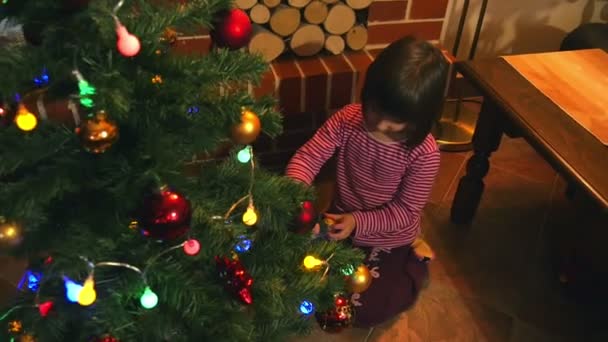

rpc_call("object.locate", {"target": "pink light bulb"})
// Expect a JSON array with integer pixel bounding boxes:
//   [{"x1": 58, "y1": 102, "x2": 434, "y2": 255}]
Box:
[
  {"x1": 116, "y1": 23, "x2": 141, "y2": 57},
  {"x1": 183, "y1": 239, "x2": 201, "y2": 256}
]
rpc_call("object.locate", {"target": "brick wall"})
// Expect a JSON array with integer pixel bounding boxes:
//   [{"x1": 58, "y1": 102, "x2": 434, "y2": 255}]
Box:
[{"x1": 171, "y1": 0, "x2": 454, "y2": 169}]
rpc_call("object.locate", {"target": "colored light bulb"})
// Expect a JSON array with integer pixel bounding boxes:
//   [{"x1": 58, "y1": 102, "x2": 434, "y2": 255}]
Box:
[
  {"x1": 303, "y1": 255, "x2": 323, "y2": 270},
  {"x1": 38, "y1": 301, "x2": 53, "y2": 317},
  {"x1": 116, "y1": 23, "x2": 141, "y2": 57},
  {"x1": 18, "y1": 270, "x2": 41, "y2": 292},
  {"x1": 78, "y1": 276, "x2": 97, "y2": 306},
  {"x1": 64, "y1": 277, "x2": 83, "y2": 303},
  {"x1": 234, "y1": 235, "x2": 252, "y2": 253},
  {"x1": 237, "y1": 146, "x2": 252, "y2": 163},
  {"x1": 140, "y1": 286, "x2": 158, "y2": 309},
  {"x1": 183, "y1": 239, "x2": 201, "y2": 256},
  {"x1": 242, "y1": 206, "x2": 257, "y2": 226},
  {"x1": 340, "y1": 264, "x2": 355, "y2": 276},
  {"x1": 299, "y1": 300, "x2": 314, "y2": 315},
  {"x1": 15, "y1": 105, "x2": 37, "y2": 131}
]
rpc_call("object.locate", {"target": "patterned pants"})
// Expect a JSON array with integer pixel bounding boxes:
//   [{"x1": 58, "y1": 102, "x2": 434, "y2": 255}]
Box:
[{"x1": 350, "y1": 245, "x2": 428, "y2": 328}]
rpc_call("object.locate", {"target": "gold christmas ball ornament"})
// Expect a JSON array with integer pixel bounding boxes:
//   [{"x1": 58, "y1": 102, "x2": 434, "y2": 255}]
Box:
[
  {"x1": 151, "y1": 75, "x2": 163, "y2": 84},
  {"x1": 18, "y1": 334, "x2": 36, "y2": 342},
  {"x1": 0, "y1": 217, "x2": 23, "y2": 247},
  {"x1": 76, "y1": 110, "x2": 119, "y2": 154},
  {"x1": 8, "y1": 320, "x2": 23, "y2": 334},
  {"x1": 232, "y1": 109, "x2": 261, "y2": 145},
  {"x1": 347, "y1": 264, "x2": 372, "y2": 293}
]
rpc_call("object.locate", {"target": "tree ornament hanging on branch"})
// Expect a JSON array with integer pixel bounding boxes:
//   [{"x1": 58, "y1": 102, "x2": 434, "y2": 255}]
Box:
[
  {"x1": 213, "y1": 9, "x2": 253, "y2": 50},
  {"x1": 216, "y1": 255, "x2": 254, "y2": 305},
  {"x1": 90, "y1": 335, "x2": 119, "y2": 342},
  {"x1": 346, "y1": 264, "x2": 372, "y2": 293},
  {"x1": 0, "y1": 217, "x2": 23, "y2": 247},
  {"x1": 232, "y1": 108, "x2": 261, "y2": 144},
  {"x1": 315, "y1": 294, "x2": 353, "y2": 332},
  {"x1": 136, "y1": 186, "x2": 192, "y2": 240},
  {"x1": 76, "y1": 110, "x2": 119, "y2": 154}
]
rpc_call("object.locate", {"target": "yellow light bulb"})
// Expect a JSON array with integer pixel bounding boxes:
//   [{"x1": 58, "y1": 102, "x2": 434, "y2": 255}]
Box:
[
  {"x1": 78, "y1": 276, "x2": 97, "y2": 306},
  {"x1": 242, "y1": 206, "x2": 258, "y2": 226},
  {"x1": 15, "y1": 105, "x2": 38, "y2": 131},
  {"x1": 303, "y1": 255, "x2": 323, "y2": 270}
]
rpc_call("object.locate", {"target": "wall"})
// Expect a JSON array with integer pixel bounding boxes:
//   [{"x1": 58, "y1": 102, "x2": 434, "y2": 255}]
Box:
[{"x1": 442, "y1": 0, "x2": 607, "y2": 59}]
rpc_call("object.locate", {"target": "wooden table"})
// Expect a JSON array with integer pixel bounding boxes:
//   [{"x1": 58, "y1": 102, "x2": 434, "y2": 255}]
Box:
[{"x1": 450, "y1": 49, "x2": 608, "y2": 224}]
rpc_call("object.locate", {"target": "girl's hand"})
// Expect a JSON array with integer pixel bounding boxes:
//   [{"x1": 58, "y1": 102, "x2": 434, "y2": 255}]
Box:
[{"x1": 325, "y1": 213, "x2": 356, "y2": 240}]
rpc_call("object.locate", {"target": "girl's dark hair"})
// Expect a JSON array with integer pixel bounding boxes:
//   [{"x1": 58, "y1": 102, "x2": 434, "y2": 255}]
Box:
[{"x1": 361, "y1": 36, "x2": 449, "y2": 147}]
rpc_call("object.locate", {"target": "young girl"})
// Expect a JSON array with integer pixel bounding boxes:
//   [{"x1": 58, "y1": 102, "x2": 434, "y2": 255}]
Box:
[{"x1": 286, "y1": 36, "x2": 448, "y2": 328}]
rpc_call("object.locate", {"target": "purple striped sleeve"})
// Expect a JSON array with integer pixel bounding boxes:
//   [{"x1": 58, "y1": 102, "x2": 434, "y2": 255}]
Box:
[
  {"x1": 352, "y1": 151, "x2": 440, "y2": 237},
  {"x1": 285, "y1": 109, "x2": 346, "y2": 185}
]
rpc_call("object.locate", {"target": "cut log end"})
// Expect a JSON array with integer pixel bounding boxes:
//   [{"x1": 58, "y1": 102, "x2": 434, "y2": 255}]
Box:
[
  {"x1": 235, "y1": 0, "x2": 257, "y2": 10},
  {"x1": 324, "y1": 35, "x2": 345, "y2": 55},
  {"x1": 288, "y1": 0, "x2": 313, "y2": 8},
  {"x1": 250, "y1": 4, "x2": 271, "y2": 24},
  {"x1": 345, "y1": 25, "x2": 368, "y2": 51},
  {"x1": 263, "y1": 0, "x2": 281, "y2": 8},
  {"x1": 345, "y1": 0, "x2": 372, "y2": 10},
  {"x1": 248, "y1": 25, "x2": 285, "y2": 62},
  {"x1": 290, "y1": 24, "x2": 325, "y2": 57},
  {"x1": 304, "y1": 1, "x2": 328, "y2": 25},
  {"x1": 324, "y1": 3, "x2": 356, "y2": 35},
  {"x1": 269, "y1": 5, "x2": 302, "y2": 37}
]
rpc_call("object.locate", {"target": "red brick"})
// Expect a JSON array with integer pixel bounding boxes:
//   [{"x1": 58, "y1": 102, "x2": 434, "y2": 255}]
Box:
[
  {"x1": 368, "y1": 21, "x2": 443, "y2": 45},
  {"x1": 253, "y1": 69, "x2": 277, "y2": 98},
  {"x1": 272, "y1": 58, "x2": 303, "y2": 115},
  {"x1": 343, "y1": 51, "x2": 374, "y2": 103},
  {"x1": 320, "y1": 55, "x2": 353, "y2": 110},
  {"x1": 296, "y1": 57, "x2": 328, "y2": 114},
  {"x1": 171, "y1": 37, "x2": 212, "y2": 55},
  {"x1": 368, "y1": 1, "x2": 408, "y2": 22},
  {"x1": 410, "y1": 0, "x2": 449, "y2": 19}
]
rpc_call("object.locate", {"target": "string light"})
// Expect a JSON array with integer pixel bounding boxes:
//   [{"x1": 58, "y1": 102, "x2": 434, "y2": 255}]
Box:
[
  {"x1": 113, "y1": 0, "x2": 140, "y2": 57},
  {"x1": 242, "y1": 203, "x2": 258, "y2": 226},
  {"x1": 299, "y1": 300, "x2": 314, "y2": 315},
  {"x1": 73, "y1": 70, "x2": 96, "y2": 109},
  {"x1": 340, "y1": 265, "x2": 355, "y2": 276},
  {"x1": 17, "y1": 270, "x2": 41, "y2": 292},
  {"x1": 303, "y1": 255, "x2": 323, "y2": 270},
  {"x1": 14, "y1": 104, "x2": 37, "y2": 131},
  {"x1": 63, "y1": 277, "x2": 83, "y2": 303},
  {"x1": 77, "y1": 275, "x2": 97, "y2": 306},
  {"x1": 223, "y1": 146, "x2": 260, "y2": 227},
  {"x1": 234, "y1": 235, "x2": 252, "y2": 253},
  {"x1": 37, "y1": 301, "x2": 53, "y2": 317},
  {"x1": 237, "y1": 146, "x2": 252, "y2": 163},
  {"x1": 140, "y1": 286, "x2": 158, "y2": 309},
  {"x1": 187, "y1": 106, "x2": 199, "y2": 118},
  {"x1": 183, "y1": 239, "x2": 201, "y2": 256},
  {"x1": 33, "y1": 68, "x2": 50, "y2": 87}
]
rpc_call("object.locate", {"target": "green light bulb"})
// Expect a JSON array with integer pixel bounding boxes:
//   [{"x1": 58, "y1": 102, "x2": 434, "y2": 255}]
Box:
[
  {"x1": 237, "y1": 146, "x2": 252, "y2": 163},
  {"x1": 140, "y1": 286, "x2": 158, "y2": 309},
  {"x1": 341, "y1": 264, "x2": 355, "y2": 276}
]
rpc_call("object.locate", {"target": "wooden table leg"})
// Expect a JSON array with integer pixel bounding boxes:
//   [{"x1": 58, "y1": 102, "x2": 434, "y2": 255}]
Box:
[{"x1": 450, "y1": 99, "x2": 505, "y2": 224}]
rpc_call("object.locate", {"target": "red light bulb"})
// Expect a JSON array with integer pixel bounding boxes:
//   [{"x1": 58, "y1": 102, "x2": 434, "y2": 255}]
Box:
[
  {"x1": 183, "y1": 239, "x2": 201, "y2": 256},
  {"x1": 299, "y1": 211, "x2": 314, "y2": 224},
  {"x1": 116, "y1": 23, "x2": 141, "y2": 57},
  {"x1": 38, "y1": 301, "x2": 54, "y2": 317},
  {"x1": 302, "y1": 201, "x2": 314, "y2": 211}
]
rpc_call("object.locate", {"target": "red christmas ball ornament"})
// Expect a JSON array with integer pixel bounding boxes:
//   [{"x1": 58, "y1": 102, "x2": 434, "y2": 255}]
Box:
[
  {"x1": 116, "y1": 23, "x2": 141, "y2": 57},
  {"x1": 315, "y1": 294, "x2": 353, "y2": 332},
  {"x1": 295, "y1": 200, "x2": 317, "y2": 234},
  {"x1": 91, "y1": 335, "x2": 119, "y2": 342},
  {"x1": 215, "y1": 256, "x2": 253, "y2": 305},
  {"x1": 213, "y1": 9, "x2": 252, "y2": 49},
  {"x1": 137, "y1": 186, "x2": 191, "y2": 240}
]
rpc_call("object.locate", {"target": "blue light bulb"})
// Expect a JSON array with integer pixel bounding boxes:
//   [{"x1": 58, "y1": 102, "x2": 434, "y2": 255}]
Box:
[
  {"x1": 299, "y1": 300, "x2": 314, "y2": 315},
  {"x1": 64, "y1": 277, "x2": 83, "y2": 303},
  {"x1": 17, "y1": 270, "x2": 41, "y2": 292},
  {"x1": 235, "y1": 235, "x2": 252, "y2": 253}
]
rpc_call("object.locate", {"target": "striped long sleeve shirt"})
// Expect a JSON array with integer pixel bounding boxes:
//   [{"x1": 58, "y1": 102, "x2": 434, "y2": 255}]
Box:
[{"x1": 286, "y1": 104, "x2": 440, "y2": 248}]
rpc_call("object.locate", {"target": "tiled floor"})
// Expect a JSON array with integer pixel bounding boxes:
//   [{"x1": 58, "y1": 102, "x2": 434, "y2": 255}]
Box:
[
  {"x1": 294, "y1": 135, "x2": 608, "y2": 342},
  {"x1": 2, "y1": 127, "x2": 608, "y2": 341}
]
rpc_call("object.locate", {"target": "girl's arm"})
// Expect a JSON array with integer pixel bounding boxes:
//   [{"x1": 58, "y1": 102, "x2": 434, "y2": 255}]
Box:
[
  {"x1": 351, "y1": 151, "x2": 440, "y2": 236},
  {"x1": 285, "y1": 107, "x2": 348, "y2": 185}
]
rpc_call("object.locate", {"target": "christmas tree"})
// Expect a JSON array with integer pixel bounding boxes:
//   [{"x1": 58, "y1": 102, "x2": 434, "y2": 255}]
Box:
[{"x1": 0, "y1": 1, "x2": 364, "y2": 341}]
